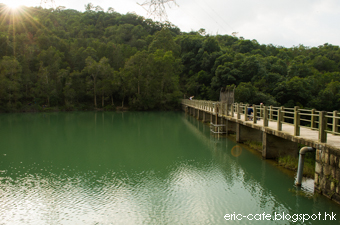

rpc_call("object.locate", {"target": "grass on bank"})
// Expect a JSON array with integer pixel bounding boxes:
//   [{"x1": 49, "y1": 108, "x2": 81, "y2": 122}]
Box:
[
  {"x1": 244, "y1": 140, "x2": 262, "y2": 152},
  {"x1": 243, "y1": 140, "x2": 315, "y2": 178},
  {"x1": 278, "y1": 154, "x2": 315, "y2": 178}
]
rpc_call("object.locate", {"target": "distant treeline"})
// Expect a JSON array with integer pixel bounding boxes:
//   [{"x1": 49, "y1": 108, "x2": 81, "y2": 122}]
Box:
[{"x1": 0, "y1": 4, "x2": 339, "y2": 112}]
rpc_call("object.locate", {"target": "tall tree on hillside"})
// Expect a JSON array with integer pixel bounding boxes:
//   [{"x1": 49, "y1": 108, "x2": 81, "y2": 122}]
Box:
[
  {"x1": 97, "y1": 70, "x2": 117, "y2": 107},
  {"x1": 35, "y1": 47, "x2": 64, "y2": 106},
  {"x1": 149, "y1": 28, "x2": 180, "y2": 56},
  {"x1": 312, "y1": 81, "x2": 340, "y2": 111},
  {"x1": 0, "y1": 57, "x2": 22, "y2": 106},
  {"x1": 63, "y1": 71, "x2": 86, "y2": 105},
  {"x1": 84, "y1": 56, "x2": 111, "y2": 108},
  {"x1": 121, "y1": 51, "x2": 150, "y2": 109},
  {"x1": 96, "y1": 62, "x2": 114, "y2": 108},
  {"x1": 150, "y1": 49, "x2": 182, "y2": 109},
  {"x1": 121, "y1": 49, "x2": 181, "y2": 110}
]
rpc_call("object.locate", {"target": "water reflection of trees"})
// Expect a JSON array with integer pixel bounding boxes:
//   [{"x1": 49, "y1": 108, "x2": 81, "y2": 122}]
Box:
[{"x1": 182, "y1": 115, "x2": 332, "y2": 218}]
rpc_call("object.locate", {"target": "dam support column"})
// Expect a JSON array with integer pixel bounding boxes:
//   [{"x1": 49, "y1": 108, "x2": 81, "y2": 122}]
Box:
[
  {"x1": 236, "y1": 124, "x2": 262, "y2": 143},
  {"x1": 202, "y1": 111, "x2": 208, "y2": 122},
  {"x1": 223, "y1": 118, "x2": 228, "y2": 134},
  {"x1": 211, "y1": 114, "x2": 216, "y2": 125},
  {"x1": 262, "y1": 132, "x2": 298, "y2": 159},
  {"x1": 198, "y1": 110, "x2": 203, "y2": 120},
  {"x1": 227, "y1": 119, "x2": 237, "y2": 134}
]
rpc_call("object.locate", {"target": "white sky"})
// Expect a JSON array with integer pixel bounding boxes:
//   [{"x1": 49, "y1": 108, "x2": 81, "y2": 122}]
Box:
[{"x1": 3, "y1": 0, "x2": 340, "y2": 48}]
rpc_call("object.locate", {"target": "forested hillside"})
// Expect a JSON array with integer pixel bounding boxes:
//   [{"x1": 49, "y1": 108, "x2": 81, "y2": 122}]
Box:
[{"x1": 1, "y1": 4, "x2": 339, "y2": 112}]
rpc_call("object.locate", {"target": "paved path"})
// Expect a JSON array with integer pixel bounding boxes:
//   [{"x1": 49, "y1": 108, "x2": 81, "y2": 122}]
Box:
[
  {"x1": 184, "y1": 101, "x2": 340, "y2": 151},
  {"x1": 236, "y1": 114, "x2": 340, "y2": 150}
]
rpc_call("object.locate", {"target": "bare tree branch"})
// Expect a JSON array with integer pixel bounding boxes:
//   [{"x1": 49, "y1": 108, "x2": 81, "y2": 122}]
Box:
[{"x1": 40, "y1": 0, "x2": 56, "y2": 9}]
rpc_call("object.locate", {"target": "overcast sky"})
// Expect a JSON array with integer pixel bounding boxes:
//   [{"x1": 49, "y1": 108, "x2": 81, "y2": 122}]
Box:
[{"x1": 4, "y1": 0, "x2": 340, "y2": 48}]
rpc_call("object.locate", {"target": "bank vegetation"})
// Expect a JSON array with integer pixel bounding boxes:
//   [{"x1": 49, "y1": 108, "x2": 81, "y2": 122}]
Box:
[{"x1": 1, "y1": 4, "x2": 340, "y2": 112}]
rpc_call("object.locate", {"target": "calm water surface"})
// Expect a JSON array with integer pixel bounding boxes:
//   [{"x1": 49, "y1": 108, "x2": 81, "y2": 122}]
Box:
[{"x1": 1, "y1": 111, "x2": 340, "y2": 225}]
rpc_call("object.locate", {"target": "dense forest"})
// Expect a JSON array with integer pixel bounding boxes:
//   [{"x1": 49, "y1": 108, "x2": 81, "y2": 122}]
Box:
[{"x1": 1, "y1": 4, "x2": 340, "y2": 112}]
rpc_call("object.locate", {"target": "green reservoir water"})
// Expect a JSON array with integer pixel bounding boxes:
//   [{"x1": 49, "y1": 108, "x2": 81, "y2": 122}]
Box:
[{"x1": 1, "y1": 111, "x2": 340, "y2": 225}]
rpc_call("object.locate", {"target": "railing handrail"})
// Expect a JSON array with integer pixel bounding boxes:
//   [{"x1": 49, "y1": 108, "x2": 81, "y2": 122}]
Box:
[{"x1": 182, "y1": 100, "x2": 339, "y2": 143}]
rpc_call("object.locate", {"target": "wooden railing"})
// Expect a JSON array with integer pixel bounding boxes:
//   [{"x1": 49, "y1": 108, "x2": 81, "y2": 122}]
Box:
[{"x1": 182, "y1": 99, "x2": 340, "y2": 143}]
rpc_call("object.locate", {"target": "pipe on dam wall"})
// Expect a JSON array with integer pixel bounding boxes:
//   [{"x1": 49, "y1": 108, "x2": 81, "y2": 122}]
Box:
[{"x1": 296, "y1": 146, "x2": 316, "y2": 186}]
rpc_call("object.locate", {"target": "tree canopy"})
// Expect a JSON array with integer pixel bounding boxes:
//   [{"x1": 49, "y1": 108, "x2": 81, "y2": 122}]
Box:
[{"x1": 0, "y1": 3, "x2": 339, "y2": 112}]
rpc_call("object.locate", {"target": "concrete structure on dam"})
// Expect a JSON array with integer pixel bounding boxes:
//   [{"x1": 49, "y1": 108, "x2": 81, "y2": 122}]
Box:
[{"x1": 182, "y1": 99, "x2": 340, "y2": 204}]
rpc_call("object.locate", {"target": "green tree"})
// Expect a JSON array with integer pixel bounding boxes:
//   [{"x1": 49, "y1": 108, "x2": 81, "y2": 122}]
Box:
[
  {"x1": 149, "y1": 28, "x2": 180, "y2": 56},
  {"x1": 0, "y1": 56, "x2": 22, "y2": 106},
  {"x1": 239, "y1": 55, "x2": 266, "y2": 83},
  {"x1": 311, "y1": 81, "x2": 340, "y2": 111},
  {"x1": 312, "y1": 55, "x2": 338, "y2": 72},
  {"x1": 273, "y1": 77, "x2": 312, "y2": 107},
  {"x1": 235, "y1": 82, "x2": 277, "y2": 105},
  {"x1": 121, "y1": 50, "x2": 181, "y2": 110},
  {"x1": 84, "y1": 56, "x2": 111, "y2": 108},
  {"x1": 235, "y1": 82, "x2": 257, "y2": 103},
  {"x1": 63, "y1": 71, "x2": 87, "y2": 105},
  {"x1": 35, "y1": 47, "x2": 64, "y2": 106},
  {"x1": 152, "y1": 50, "x2": 182, "y2": 108}
]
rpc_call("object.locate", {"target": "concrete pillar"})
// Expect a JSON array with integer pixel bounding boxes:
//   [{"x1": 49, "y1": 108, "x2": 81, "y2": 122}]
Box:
[
  {"x1": 244, "y1": 104, "x2": 249, "y2": 122},
  {"x1": 203, "y1": 111, "x2": 210, "y2": 123},
  {"x1": 262, "y1": 132, "x2": 298, "y2": 159},
  {"x1": 263, "y1": 106, "x2": 268, "y2": 127},
  {"x1": 227, "y1": 120, "x2": 237, "y2": 134},
  {"x1": 237, "y1": 103, "x2": 241, "y2": 119},
  {"x1": 236, "y1": 123, "x2": 262, "y2": 143},
  {"x1": 231, "y1": 104, "x2": 234, "y2": 117},
  {"x1": 311, "y1": 109, "x2": 316, "y2": 129},
  {"x1": 294, "y1": 106, "x2": 300, "y2": 136},
  {"x1": 269, "y1": 105, "x2": 273, "y2": 120},
  {"x1": 277, "y1": 108, "x2": 283, "y2": 131},
  {"x1": 198, "y1": 110, "x2": 203, "y2": 120},
  {"x1": 333, "y1": 110, "x2": 339, "y2": 134},
  {"x1": 224, "y1": 118, "x2": 228, "y2": 135},
  {"x1": 253, "y1": 106, "x2": 257, "y2": 124},
  {"x1": 319, "y1": 111, "x2": 327, "y2": 143}
]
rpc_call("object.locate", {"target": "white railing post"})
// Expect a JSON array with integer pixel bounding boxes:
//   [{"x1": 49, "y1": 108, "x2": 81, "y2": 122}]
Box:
[
  {"x1": 244, "y1": 104, "x2": 249, "y2": 121},
  {"x1": 231, "y1": 104, "x2": 234, "y2": 117},
  {"x1": 263, "y1": 106, "x2": 268, "y2": 127},
  {"x1": 277, "y1": 108, "x2": 282, "y2": 131},
  {"x1": 269, "y1": 105, "x2": 273, "y2": 120},
  {"x1": 253, "y1": 105, "x2": 257, "y2": 124},
  {"x1": 333, "y1": 111, "x2": 339, "y2": 134},
  {"x1": 319, "y1": 111, "x2": 327, "y2": 143},
  {"x1": 294, "y1": 106, "x2": 300, "y2": 136},
  {"x1": 311, "y1": 109, "x2": 316, "y2": 128}
]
